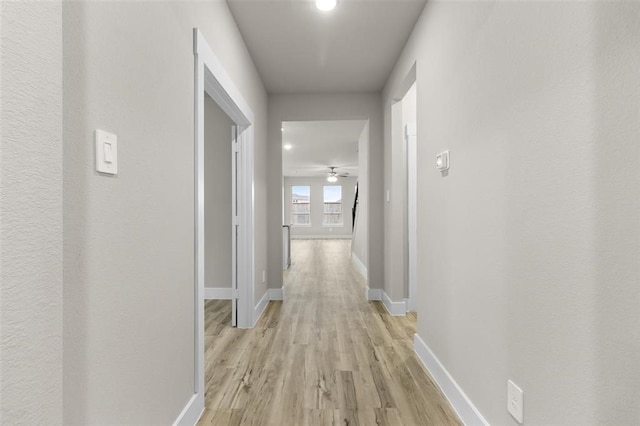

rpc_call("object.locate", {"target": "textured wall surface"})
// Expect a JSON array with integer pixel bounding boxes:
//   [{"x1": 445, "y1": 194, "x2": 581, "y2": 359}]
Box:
[
  {"x1": 1, "y1": 2, "x2": 63, "y2": 423},
  {"x1": 62, "y1": 2, "x2": 267, "y2": 423},
  {"x1": 267, "y1": 93, "x2": 384, "y2": 290},
  {"x1": 384, "y1": 1, "x2": 640, "y2": 424}
]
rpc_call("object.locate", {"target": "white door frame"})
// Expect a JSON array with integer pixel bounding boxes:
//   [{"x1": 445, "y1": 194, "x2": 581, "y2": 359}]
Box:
[{"x1": 176, "y1": 28, "x2": 255, "y2": 425}]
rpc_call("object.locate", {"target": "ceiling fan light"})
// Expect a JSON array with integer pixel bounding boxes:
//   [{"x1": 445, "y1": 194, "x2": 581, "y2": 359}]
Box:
[
  {"x1": 316, "y1": 0, "x2": 336, "y2": 11},
  {"x1": 327, "y1": 175, "x2": 338, "y2": 183}
]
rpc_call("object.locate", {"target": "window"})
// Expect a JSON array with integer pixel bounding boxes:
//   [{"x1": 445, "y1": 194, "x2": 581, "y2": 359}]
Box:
[
  {"x1": 291, "y1": 186, "x2": 311, "y2": 226},
  {"x1": 323, "y1": 186, "x2": 343, "y2": 226}
]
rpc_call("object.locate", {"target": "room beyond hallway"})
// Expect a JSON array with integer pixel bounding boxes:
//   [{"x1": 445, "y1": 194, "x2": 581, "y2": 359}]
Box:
[{"x1": 200, "y1": 239, "x2": 460, "y2": 425}]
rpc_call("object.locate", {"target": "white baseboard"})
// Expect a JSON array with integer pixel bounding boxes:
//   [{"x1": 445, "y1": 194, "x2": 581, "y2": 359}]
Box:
[
  {"x1": 252, "y1": 290, "x2": 270, "y2": 327},
  {"x1": 204, "y1": 287, "x2": 233, "y2": 300},
  {"x1": 366, "y1": 286, "x2": 382, "y2": 301},
  {"x1": 172, "y1": 393, "x2": 203, "y2": 426},
  {"x1": 382, "y1": 291, "x2": 407, "y2": 316},
  {"x1": 351, "y1": 252, "x2": 367, "y2": 280},
  {"x1": 413, "y1": 334, "x2": 489, "y2": 426},
  {"x1": 269, "y1": 287, "x2": 285, "y2": 300},
  {"x1": 404, "y1": 298, "x2": 414, "y2": 312},
  {"x1": 291, "y1": 235, "x2": 352, "y2": 240}
]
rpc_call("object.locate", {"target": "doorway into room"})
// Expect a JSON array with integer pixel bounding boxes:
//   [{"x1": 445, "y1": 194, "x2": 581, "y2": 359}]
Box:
[
  {"x1": 391, "y1": 76, "x2": 417, "y2": 313},
  {"x1": 203, "y1": 94, "x2": 237, "y2": 327},
  {"x1": 280, "y1": 120, "x2": 367, "y2": 272},
  {"x1": 178, "y1": 28, "x2": 256, "y2": 425}
]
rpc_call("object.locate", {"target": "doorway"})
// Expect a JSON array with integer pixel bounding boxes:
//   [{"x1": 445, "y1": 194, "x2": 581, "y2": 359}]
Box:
[
  {"x1": 280, "y1": 120, "x2": 366, "y2": 264},
  {"x1": 202, "y1": 94, "x2": 241, "y2": 327},
  {"x1": 177, "y1": 28, "x2": 255, "y2": 426},
  {"x1": 390, "y1": 72, "x2": 417, "y2": 314}
]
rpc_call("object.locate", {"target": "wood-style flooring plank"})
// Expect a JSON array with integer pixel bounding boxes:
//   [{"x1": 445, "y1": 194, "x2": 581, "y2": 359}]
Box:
[{"x1": 199, "y1": 239, "x2": 461, "y2": 426}]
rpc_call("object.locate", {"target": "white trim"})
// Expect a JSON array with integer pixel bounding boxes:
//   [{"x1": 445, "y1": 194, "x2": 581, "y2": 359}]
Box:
[
  {"x1": 231, "y1": 125, "x2": 238, "y2": 327},
  {"x1": 192, "y1": 27, "x2": 255, "y2": 424},
  {"x1": 172, "y1": 393, "x2": 203, "y2": 426},
  {"x1": 204, "y1": 287, "x2": 233, "y2": 300},
  {"x1": 252, "y1": 289, "x2": 270, "y2": 327},
  {"x1": 291, "y1": 235, "x2": 352, "y2": 240},
  {"x1": 239, "y1": 124, "x2": 255, "y2": 329},
  {"x1": 382, "y1": 291, "x2": 407, "y2": 316},
  {"x1": 269, "y1": 287, "x2": 285, "y2": 301},
  {"x1": 366, "y1": 286, "x2": 382, "y2": 301},
  {"x1": 351, "y1": 252, "x2": 367, "y2": 280},
  {"x1": 413, "y1": 334, "x2": 489, "y2": 426}
]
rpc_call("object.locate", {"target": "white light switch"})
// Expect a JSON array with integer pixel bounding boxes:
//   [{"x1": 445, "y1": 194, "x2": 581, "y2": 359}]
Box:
[
  {"x1": 436, "y1": 150, "x2": 450, "y2": 172},
  {"x1": 103, "y1": 141, "x2": 113, "y2": 163},
  {"x1": 96, "y1": 129, "x2": 118, "y2": 175},
  {"x1": 507, "y1": 380, "x2": 524, "y2": 424}
]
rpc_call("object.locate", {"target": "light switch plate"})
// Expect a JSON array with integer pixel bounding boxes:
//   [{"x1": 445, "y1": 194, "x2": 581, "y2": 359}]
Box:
[
  {"x1": 436, "y1": 150, "x2": 449, "y2": 172},
  {"x1": 96, "y1": 129, "x2": 118, "y2": 175},
  {"x1": 507, "y1": 380, "x2": 524, "y2": 424}
]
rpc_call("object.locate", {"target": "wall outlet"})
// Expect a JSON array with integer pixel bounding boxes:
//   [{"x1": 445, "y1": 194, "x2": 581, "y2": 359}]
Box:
[
  {"x1": 262, "y1": 270, "x2": 266, "y2": 283},
  {"x1": 507, "y1": 380, "x2": 524, "y2": 424}
]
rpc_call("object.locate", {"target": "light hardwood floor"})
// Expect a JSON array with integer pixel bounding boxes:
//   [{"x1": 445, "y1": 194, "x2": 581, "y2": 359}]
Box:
[{"x1": 199, "y1": 239, "x2": 461, "y2": 426}]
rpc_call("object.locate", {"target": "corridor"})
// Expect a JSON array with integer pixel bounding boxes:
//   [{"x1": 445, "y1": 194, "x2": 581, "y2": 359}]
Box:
[{"x1": 200, "y1": 239, "x2": 460, "y2": 425}]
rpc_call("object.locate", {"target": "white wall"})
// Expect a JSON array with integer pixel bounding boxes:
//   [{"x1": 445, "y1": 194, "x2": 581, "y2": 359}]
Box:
[
  {"x1": 0, "y1": 2, "x2": 63, "y2": 422},
  {"x1": 62, "y1": 2, "x2": 267, "y2": 423},
  {"x1": 204, "y1": 95, "x2": 233, "y2": 289},
  {"x1": 384, "y1": 1, "x2": 640, "y2": 424},
  {"x1": 351, "y1": 123, "x2": 369, "y2": 269},
  {"x1": 284, "y1": 176, "x2": 357, "y2": 238},
  {"x1": 267, "y1": 93, "x2": 383, "y2": 292}
]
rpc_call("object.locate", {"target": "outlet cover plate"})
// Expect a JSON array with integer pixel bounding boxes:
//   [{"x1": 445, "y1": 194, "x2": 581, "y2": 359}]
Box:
[{"x1": 507, "y1": 380, "x2": 523, "y2": 424}]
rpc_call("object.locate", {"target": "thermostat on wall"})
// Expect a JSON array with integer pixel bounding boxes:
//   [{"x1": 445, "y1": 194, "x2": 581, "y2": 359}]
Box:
[{"x1": 436, "y1": 150, "x2": 449, "y2": 172}]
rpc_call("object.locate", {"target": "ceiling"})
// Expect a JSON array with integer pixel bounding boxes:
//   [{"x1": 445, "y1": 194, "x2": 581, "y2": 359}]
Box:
[
  {"x1": 282, "y1": 120, "x2": 367, "y2": 177},
  {"x1": 226, "y1": 0, "x2": 428, "y2": 93}
]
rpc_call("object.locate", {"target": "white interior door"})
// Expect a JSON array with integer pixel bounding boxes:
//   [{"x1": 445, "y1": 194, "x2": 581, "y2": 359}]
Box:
[{"x1": 231, "y1": 125, "x2": 239, "y2": 327}]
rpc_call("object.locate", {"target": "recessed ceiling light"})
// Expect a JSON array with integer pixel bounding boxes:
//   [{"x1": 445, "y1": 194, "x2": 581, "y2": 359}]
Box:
[
  {"x1": 316, "y1": 0, "x2": 336, "y2": 11},
  {"x1": 283, "y1": 144, "x2": 293, "y2": 150}
]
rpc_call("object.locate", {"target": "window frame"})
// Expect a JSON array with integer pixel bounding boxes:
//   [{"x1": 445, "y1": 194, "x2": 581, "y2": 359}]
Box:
[
  {"x1": 290, "y1": 185, "x2": 311, "y2": 227},
  {"x1": 322, "y1": 185, "x2": 343, "y2": 227}
]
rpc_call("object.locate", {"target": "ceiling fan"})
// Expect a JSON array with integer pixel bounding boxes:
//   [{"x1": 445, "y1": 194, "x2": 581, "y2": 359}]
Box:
[{"x1": 326, "y1": 166, "x2": 349, "y2": 182}]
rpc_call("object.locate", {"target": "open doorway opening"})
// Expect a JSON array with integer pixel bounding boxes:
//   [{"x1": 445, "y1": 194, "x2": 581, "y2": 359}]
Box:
[
  {"x1": 177, "y1": 28, "x2": 255, "y2": 425},
  {"x1": 203, "y1": 94, "x2": 236, "y2": 325},
  {"x1": 390, "y1": 75, "x2": 417, "y2": 315},
  {"x1": 281, "y1": 120, "x2": 366, "y2": 272}
]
